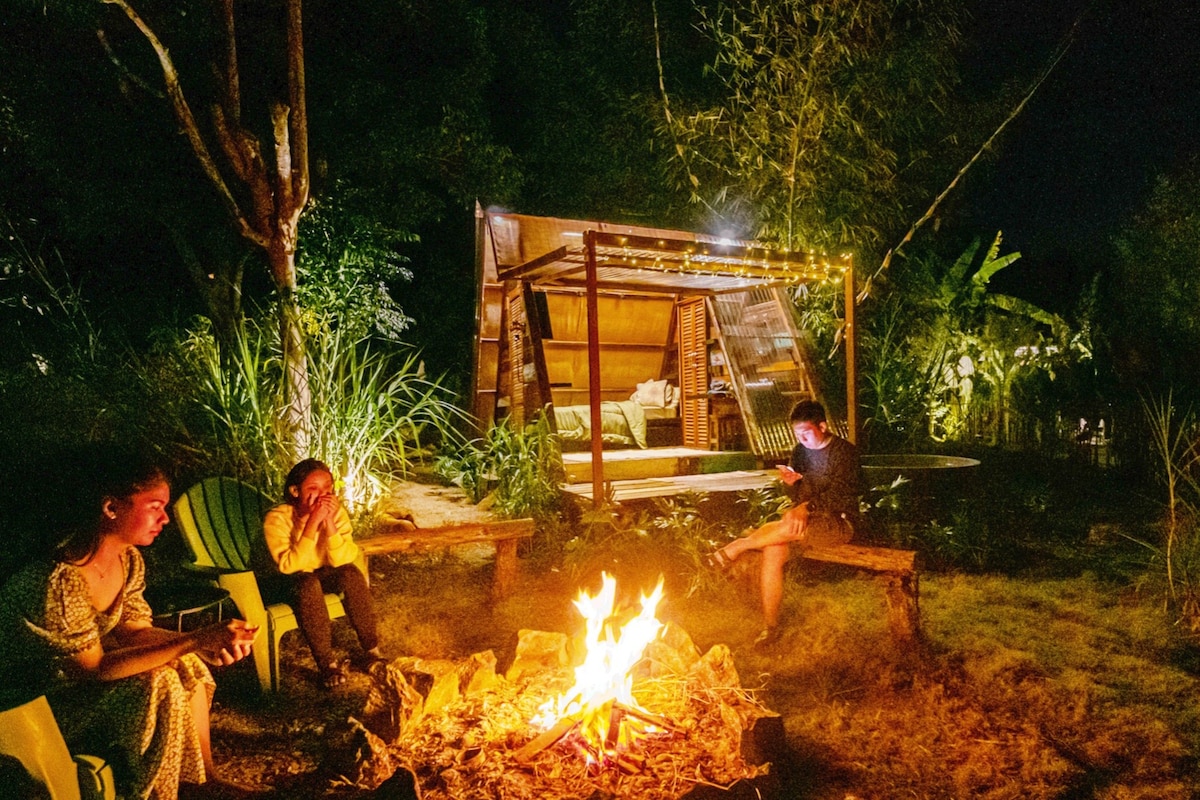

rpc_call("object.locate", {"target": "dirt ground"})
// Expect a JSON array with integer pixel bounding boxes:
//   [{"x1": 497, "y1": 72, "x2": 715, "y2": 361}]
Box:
[{"x1": 198, "y1": 476, "x2": 1200, "y2": 800}]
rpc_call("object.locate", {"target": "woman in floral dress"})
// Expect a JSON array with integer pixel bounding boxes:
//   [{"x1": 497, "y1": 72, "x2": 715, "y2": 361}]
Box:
[{"x1": 0, "y1": 450, "x2": 260, "y2": 799}]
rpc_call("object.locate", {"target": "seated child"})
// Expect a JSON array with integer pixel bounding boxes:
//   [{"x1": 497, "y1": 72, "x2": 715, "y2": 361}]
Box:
[{"x1": 263, "y1": 459, "x2": 383, "y2": 688}]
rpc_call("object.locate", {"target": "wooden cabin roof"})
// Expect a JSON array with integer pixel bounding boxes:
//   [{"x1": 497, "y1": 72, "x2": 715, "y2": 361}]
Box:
[{"x1": 487, "y1": 211, "x2": 849, "y2": 294}]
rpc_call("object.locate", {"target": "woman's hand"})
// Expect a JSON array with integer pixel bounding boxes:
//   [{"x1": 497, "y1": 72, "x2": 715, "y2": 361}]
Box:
[
  {"x1": 194, "y1": 619, "x2": 260, "y2": 666},
  {"x1": 315, "y1": 492, "x2": 343, "y2": 536},
  {"x1": 309, "y1": 492, "x2": 338, "y2": 524},
  {"x1": 302, "y1": 492, "x2": 339, "y2": 542}
]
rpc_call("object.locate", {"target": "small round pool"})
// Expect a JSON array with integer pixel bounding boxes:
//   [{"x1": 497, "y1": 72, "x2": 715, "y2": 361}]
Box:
[
  {"x1": 861, "y1": 454, "x2": 981, "y2": 471},
  {"x1": 861, "y1": 454, "x2": 981, "y2": 519}
]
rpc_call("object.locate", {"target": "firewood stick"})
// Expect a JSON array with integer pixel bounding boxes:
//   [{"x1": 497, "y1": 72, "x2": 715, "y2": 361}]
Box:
[
  {"x1": 609, "y1": 748, "x2": 645, "y2": 774},
  {"x1": 514, "y1": 716, "x2": 580, "y2": 763},
  {"x1": 613, "y1": 702, "x2": 680, "y2": 734}
]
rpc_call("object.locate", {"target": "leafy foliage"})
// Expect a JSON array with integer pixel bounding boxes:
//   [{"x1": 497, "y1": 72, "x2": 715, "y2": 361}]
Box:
[
  {"x1": 556, "y1": 492, "x2": 746, "y2": 599},
  {"x1": 435, "y1": 412, "x2": 564, "y2": 520},
  {"x1": 297, "y1": 186, "x2": 416, "y2": 343},
  {"x1": 664, "y1": 0, "x2": 968, "y2": 251},
  {"x1": 860, "y1": 234, "x2": 1089, "y2": 449},
  {"x1": 1108, "y1": 157, "x2": 1200, "y2": 398}
]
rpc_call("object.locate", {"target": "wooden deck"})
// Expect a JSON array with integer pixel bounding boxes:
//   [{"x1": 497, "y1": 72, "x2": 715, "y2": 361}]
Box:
[
  {"x1": 560, "y1": 446, "x2": 759, "y2": 484},
  {"x1": 562, "y1": 468, "x2": 777, "y2": 502}
]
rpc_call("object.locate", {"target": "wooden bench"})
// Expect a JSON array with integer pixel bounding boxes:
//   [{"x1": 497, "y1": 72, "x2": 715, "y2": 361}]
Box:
[
  {"x1": 358, "y1": 518, "x2": 535, "y2": 600},
  {"x1": 799, "y1": 543, "x2": 920, "y2": 643}
]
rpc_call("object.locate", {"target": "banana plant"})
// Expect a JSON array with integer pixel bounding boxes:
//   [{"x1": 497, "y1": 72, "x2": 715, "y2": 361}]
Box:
[{"x1": 916, "y1": 233, "x2": 1078, "y2": 443}]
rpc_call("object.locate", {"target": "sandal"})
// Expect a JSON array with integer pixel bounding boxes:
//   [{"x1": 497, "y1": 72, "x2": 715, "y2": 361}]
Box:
[
  {"x1": 320, "y1": 660, "x2": 349, "y2": 689},
  {"x1": 703, "y1": 548, "x2": 734, "y2": 571},
  {"x1": 753, "y1": 627, "x2": 779, "y2": 648},
  {"x1": 357, "y1": 647, "x2": 389, "y2": 672}
]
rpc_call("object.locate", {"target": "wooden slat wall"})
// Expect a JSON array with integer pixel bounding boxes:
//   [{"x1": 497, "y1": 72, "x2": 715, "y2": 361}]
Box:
[
  {"x1": 542, "y1": 292, "x2": 675, "y2": 402},
  {"x1": 471, "y1": 207, "x2": 504, "y2": 431},
  {"x1": 678, "y1": 297, "x2": 709, "y2": 448},
  {"x1": 506, "y1": 284, "x2": 527, "y2": 427}
]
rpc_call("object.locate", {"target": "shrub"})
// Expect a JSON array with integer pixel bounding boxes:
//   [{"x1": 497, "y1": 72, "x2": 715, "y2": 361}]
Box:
[{"x1": 435, "y1": 411, "x2": 564, "y2": 520}]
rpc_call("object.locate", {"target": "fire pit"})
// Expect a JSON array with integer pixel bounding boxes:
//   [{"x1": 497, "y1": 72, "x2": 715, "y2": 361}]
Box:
[{"x1": 345, "y1": 574, "x2": 784, "y2": 799}]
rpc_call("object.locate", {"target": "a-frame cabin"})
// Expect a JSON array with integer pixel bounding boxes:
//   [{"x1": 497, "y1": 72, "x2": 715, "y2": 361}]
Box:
[{"x1": 470, "y1": 207, "x2": 858, "y2": 505}]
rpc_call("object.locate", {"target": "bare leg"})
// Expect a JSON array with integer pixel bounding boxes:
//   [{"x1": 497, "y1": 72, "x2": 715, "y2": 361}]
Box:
[
  {"x1": 190, "y1": 683, "x2": 215, "y2": 777},
  {"x1": 189, "y1": 685, "x2": 262, "y2": 795},
  {"x1": 759, "y1": 543, "x2": 790, "y2": 629},
  {"x1": 721, "y1": 505, "x2": 809, "y2": 562}
]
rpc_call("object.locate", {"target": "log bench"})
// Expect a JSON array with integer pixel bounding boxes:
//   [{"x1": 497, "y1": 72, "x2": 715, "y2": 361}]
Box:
[
  {"x1": 358, "y1": 518, "x2": 535, "y2": 600},
  {"x1": 798, "y1": 543, "x2": 920, "y2": 642}
]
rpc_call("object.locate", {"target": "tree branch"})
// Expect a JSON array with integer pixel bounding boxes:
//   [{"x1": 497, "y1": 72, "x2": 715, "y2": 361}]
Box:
[
  {"x1": 216, "y1": 0, "x2": 241, "y2": 126},
  {"x1": 859, "y1": 9, "x2": 1087, "y2": 303},
  {"x1": 102, "y1": 0, "x2": 264, "y2": 248},
  {"x1": 210, "y1": 103, "x2": 274, "y2": 246},
  {"x1": 285, "y1": 0, "x2": 309, "y2": 214},
  {"x1": 95, "y1": 27, "x2": 162, "y2": 98},
  {"x1": 272, "y1": 102, "x2": 294, "y2": 215}
]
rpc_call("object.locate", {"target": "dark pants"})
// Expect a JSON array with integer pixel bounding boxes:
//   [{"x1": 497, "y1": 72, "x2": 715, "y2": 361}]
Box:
[{"x1": 288, "y1": 563, "x2": 378, "y2": 667}]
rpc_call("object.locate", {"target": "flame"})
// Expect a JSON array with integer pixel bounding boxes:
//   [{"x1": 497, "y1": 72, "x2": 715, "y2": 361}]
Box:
[{"x1": 533, "y1": 573, "x2": 666, "y2": 766}]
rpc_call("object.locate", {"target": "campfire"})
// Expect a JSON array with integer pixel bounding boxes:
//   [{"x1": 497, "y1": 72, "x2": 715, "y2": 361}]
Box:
[
  {"x1": 345, "y1": 574, "x2": 783, "y2": 799},
  {"x1": 521, "y1": 573, "x2": 670, "y2": 770}
]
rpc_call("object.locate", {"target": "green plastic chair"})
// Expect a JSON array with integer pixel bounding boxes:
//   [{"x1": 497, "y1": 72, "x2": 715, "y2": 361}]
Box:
[
  {"x1": 0, "y1": 694, "x2": 119, "y2": 799},
  {"x1": 172, "y1": 477, "x2": 352, "y2": 692}
]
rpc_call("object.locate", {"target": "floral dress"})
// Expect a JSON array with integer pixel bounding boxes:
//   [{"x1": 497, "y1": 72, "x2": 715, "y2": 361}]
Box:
[{"x1": 0, "y1": 547, "x2": 214, "y2": 800}]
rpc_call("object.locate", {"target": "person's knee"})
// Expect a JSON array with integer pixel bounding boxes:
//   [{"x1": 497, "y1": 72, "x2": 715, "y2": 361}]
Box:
[
  {"x1": 761, "y1": 544, "x2": 788, "y2": 571},
  {"x1": 293, "y1": 572, "x2": 321, "y2": 595},
  {"x1": 335, "y1": 563, "x2": 370, "y2": 594}
]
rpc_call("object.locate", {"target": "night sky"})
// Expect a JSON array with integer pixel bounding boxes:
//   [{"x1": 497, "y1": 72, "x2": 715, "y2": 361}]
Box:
[{"x1": 959, "y1": 0, "x2": 1200, "y2": 312}]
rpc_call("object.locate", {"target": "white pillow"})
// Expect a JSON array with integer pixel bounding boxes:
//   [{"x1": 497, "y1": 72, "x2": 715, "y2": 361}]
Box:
[
  {"x1": 632, "y1": 378, "x2": 669, "y2": 407},
  {"x1": 663, "y1": 383, "x2": 678, "y2": 407}
]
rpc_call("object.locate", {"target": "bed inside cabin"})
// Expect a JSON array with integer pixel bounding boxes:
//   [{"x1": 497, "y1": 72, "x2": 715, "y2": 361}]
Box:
[
  {"x1": 539, "y1": 289, "x2": 684, "y2": 450},
  {"x1": 551, "y1": 379, "x2": 681, "y2": 450}
]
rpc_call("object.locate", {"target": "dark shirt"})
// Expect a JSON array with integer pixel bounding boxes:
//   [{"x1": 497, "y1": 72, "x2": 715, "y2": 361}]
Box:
[{"x1": 789, "y1": 435, "x2": 863, "y2": 520}]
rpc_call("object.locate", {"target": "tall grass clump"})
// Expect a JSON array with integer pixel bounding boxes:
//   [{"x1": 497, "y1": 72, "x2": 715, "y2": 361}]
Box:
[
  {"x1": 172, "y1": 317, "x2": 283, "y2": 484},
  {"x1": 1139, "y1": 392, "x2": 1200, "y2": 633},
  {"x1": 306, "y1": 323, "x2": 469, "y2": 514},
  {"x1": 436, "y1": 411, "x2": 563, "y2": 520},
  {"x1": 164, "y1": 310, "x2": 465, "y2": 517}
]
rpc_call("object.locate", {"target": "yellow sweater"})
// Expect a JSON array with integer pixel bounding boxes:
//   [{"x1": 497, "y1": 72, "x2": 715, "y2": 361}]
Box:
[{"x1": 263, "y1": 503, "x2": 359, "y2": 574}]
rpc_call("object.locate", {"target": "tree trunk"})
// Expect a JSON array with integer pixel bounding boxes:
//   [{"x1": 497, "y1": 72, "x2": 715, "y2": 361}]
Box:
[
  {"x1": 270, "y1": 243, "x2": 311, "y2": 462},
  {"x1": 108, "y1": 0, "x2": 313, "y2": 466}
]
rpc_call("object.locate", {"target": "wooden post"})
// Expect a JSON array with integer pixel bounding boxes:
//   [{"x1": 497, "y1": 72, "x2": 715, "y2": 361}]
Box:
[
  {"x1": 843, "y1": 257, "x2": 858, "y2": 445},
  {"x1": 492, "y1": 538, "x2": 520, "y2": 600},
  {"x1": 584, "y1": 230, "x2": 604, "y2": 509},
  {"x1": 882, "y1": 572, "x2": 920, "y2": 643}
]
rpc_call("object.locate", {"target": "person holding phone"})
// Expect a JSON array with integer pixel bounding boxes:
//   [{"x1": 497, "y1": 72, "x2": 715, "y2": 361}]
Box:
[{"x1": 704, "y1": 400, "x2": 863, "y2": 646}]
